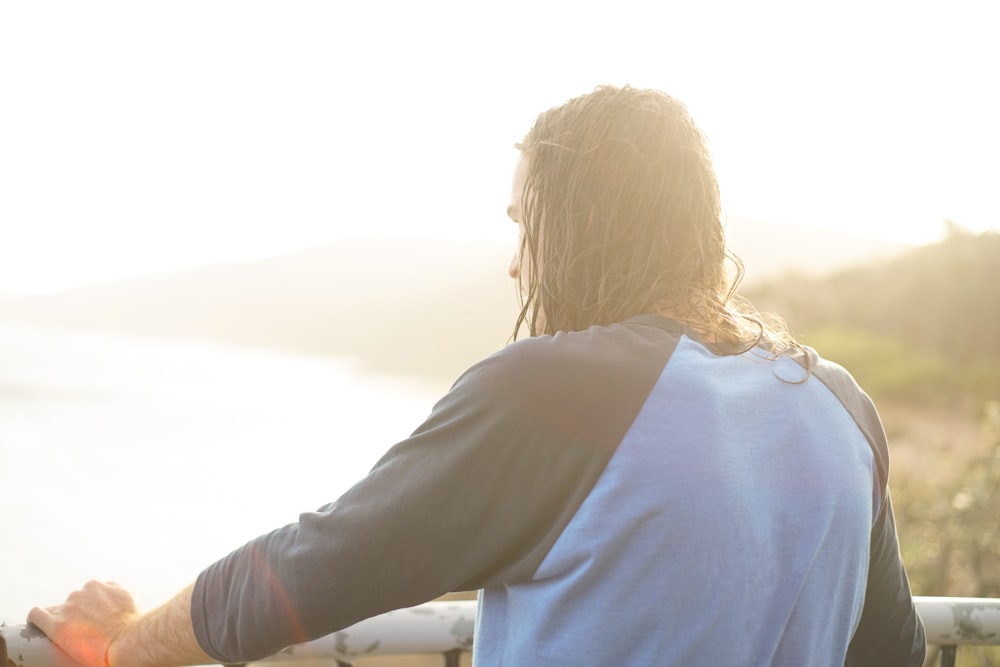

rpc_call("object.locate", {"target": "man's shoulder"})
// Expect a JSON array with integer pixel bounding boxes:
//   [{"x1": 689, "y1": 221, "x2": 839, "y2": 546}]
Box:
[
  {"x1": 798, "y1": 345, "x2": 890, "y2": 489},
  {"x1": 458, "y1": 317, "x2": 684, "y2": 399}
]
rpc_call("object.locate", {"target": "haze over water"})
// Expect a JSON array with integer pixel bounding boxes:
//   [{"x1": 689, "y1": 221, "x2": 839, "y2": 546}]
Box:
[{"x1": 0, "y1": 321, "x2": 440, "y2": 622}]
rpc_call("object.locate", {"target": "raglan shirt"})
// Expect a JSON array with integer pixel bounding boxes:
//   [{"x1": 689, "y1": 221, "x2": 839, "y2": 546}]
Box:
[{"x1": 190, "y1": 314, "x2": 926, "y2": 666}]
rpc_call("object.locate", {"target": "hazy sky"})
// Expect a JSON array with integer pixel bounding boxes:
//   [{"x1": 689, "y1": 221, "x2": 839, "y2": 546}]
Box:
[{"x1": 2, "y1": 1, "x2": 997, "y2": 293}]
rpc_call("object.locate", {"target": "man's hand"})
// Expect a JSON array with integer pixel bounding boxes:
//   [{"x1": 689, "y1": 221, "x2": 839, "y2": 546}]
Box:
[
  {"x1": 28, "y1": 580, "x2": 140, "y2": 667},
  {"x1": 28, "y1": 580, "x2": 213, "y2": 667}
]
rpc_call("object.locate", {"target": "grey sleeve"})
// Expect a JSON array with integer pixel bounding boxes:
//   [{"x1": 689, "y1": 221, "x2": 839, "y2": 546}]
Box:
[
  {"x1": 845, "y1": 493, "x2": 926, "y2": 666},
  {"x1": 808, "y1": 353, "x2": 926, "y2": 666},
  {"x1": 190, "y1": 325, "x2": 677, "y2": 663}
]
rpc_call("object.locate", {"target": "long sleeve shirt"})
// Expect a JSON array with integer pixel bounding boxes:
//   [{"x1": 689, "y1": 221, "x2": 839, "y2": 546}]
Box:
[{"x1": 191, "y1": 313, "x2": 925, "y2": 666}]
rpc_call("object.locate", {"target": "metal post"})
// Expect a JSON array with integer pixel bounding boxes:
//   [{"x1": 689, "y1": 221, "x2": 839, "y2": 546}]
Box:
[
  {"x1": 939, "y1": 644, "x2": 956, "y2": 667},
  {"x1": 442, "y1": 649, "x2": 461, "y2": 667}
]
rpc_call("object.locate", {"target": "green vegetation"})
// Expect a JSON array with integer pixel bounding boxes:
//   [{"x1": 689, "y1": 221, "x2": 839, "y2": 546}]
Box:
[
  {"x1": 746, "y1": 226, "x2": 1000, "y2": 367},
  {"x1": 894, "y1": 401, "x2": 1000, "y2": 595},
  {"x1": 787, "y1": 326, "x2": 1000, "y2": 410},
  {"x1": 895, "y1": 402, "x2": 1000, "y2": 666}
]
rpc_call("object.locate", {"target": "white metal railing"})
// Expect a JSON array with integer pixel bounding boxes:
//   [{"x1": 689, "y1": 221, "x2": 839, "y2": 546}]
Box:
[
  {"x1": 915, "y1": 596, "x2": 1000, "y2": 667},
  {"x1": 3, "y1": 597, "x2": 999, "y2": 666}
]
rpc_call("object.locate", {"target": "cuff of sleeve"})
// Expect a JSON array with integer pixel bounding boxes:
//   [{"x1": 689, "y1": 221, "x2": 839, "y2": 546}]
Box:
[{"x1": 189, "y1": 569, "x2": 228, "y2": 664}]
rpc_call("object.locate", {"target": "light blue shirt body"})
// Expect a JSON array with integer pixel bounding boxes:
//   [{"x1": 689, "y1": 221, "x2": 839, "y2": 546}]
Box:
[{"x1": 476, "y1": 335, "x2": 878, "y2": 665}]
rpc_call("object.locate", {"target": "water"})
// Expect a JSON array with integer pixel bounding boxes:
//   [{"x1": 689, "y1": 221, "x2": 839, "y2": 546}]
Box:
[{"x1": 0, "y1": 321, "x2": 443, "y2": 623}]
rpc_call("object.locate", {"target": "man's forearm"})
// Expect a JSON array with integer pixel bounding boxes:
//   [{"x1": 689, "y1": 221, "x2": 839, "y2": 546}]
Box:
[
  {"x1": 109, "y1": 583, "x2": 216, "y2": 667},
  {"x1": 30, "y1": 580, "x2": 217, "y2": 667}
]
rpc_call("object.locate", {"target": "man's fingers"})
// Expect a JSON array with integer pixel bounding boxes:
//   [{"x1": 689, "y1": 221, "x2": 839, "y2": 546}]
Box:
[
  {"x1": 82, "y1": 580, "x2": 113, "y2": 592},
  {"x1": 26, "y1": 583, "x2": 143, "y2": 667},
  {"x1": 27, "y1": 605, "x2": 56, "y2": 634}
]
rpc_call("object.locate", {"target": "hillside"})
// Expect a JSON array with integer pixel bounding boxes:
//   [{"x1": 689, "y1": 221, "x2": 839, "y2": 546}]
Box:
[
  {"x1": 743, "y1": 229, "x2": 1000, "y2": 362},
  {"x1": 0, "y1": 221, "x2": 911, "y2": 383},
  {"x1": 0, "y1": 239, "x2": 520, "y2": 383}
]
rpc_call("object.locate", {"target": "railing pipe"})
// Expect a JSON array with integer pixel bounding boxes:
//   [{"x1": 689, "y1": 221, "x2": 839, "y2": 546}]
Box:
[
  {"x1": 256, "y1": 601, "x2": 475, "y2": 663},
  {"x1": 3, "y1": 597, "x2": 999, "y2": 666},
  {"x1": 0, "y1": 602, "x2": 476, "y2": 667},
  {"x1": 914, "y1": 596, "x2": 1000, "y2": 646}
]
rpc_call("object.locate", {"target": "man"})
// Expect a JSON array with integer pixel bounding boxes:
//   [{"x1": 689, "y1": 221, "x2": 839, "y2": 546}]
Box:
[{"x1": 31, "y1": 85, "x2": 926, "y2": 666}]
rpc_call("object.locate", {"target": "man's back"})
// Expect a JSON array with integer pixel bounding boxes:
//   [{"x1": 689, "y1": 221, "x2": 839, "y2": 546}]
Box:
[{"x1": 476, "y1": 322, "x2": 877, "y2": 664}]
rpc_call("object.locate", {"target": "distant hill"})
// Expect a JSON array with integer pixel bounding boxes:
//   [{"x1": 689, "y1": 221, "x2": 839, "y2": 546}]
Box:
[
  {"x1": 0, "y1": 221, "x2": 915, "y2": 383},
  {"x1": 0, "y1": 239, "x2": 520, "y2": 383},
  {"x1": 743, "y1": 228, "x2": 1000, "y2": 364}
]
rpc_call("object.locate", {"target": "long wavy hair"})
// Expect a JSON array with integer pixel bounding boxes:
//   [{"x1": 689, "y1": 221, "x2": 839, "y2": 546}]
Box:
[{"x1": 513, "y1": 85, "x2": 802, "y2": 361}]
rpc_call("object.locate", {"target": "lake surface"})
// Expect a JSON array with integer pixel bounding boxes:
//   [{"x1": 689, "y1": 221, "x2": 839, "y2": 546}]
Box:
[{"x1": 0, "y1": 321, "x2": 443, "y2": 623}]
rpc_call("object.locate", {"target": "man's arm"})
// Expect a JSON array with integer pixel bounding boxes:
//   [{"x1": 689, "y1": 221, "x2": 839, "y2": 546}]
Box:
[
  {"x1": 33, "y1": 323, "x2": 679, "y2": 665},
  {"x1": 844, "y1": 494, "x2": 926, "y2": 666},
  {"x1": 28, "y1": 581, "x2": 214, "y2": 667}
]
